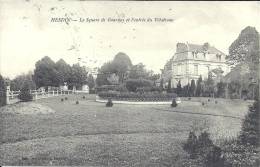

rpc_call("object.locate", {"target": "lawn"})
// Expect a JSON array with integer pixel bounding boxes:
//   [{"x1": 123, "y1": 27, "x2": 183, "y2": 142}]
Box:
[{"x1": 0, "y1": 94, "x2": 252, "y2": 166}]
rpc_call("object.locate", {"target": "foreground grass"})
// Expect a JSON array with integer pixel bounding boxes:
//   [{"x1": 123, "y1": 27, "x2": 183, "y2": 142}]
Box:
[{"x1": 0, "y1": 94, "x2": 251, "y2": 166}]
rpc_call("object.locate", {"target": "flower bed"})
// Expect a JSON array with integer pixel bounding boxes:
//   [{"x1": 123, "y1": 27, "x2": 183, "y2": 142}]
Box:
[{"x1": 98, "y1": 91, "x2": 177, "y2": 102}]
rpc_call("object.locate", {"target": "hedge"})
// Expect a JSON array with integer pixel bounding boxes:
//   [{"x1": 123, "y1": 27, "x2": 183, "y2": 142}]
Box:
[{"x1": 98, "y1": 91, "x2": 177, "y2": 101}]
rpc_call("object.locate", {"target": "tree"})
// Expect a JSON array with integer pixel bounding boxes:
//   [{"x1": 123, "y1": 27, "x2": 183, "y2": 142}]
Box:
[
  {"x1": 204, "y1": 72, "x2": 215, "y2": 97},
  {"x1": 11, "y1": 72, "x2": 36, "y2": 91},
  {"x1": 96, "y1": 52, "x2": 132, "y2": 85},
  {"x1": 147, "y1": 73, "x2": 160, "y2": 84},
  {"x1": 69, "y1": 63, "x2": 88, "y2": 89},
  {"x1": 96, "y1": 62, "x2": 113, "y2": 86},
  {"x1": 112, "y1": 52, "x2": 132, "y2": 83},
  {"x1": 216, "y1": 82, "x2": 226, "y2": 98},
  {"x1": 190, "y1": 79, "x2": 196, "y2": 97},
  {"x1": 176, "y1": 80, "x2": 182, "y2": 96},
  {"x1": 228, "y1": 81, "x2": 241, "y2": 99},
  {"x1": 87, "y1": 74, "x2": 95, "y2": 90},
  {"x1": 238, "y1": 100, "x2": 259, "y2": 146},
  {"x1": 167, "y1": 79, "x2": 172, "y2": 92},
  {"x1": 196, "y1": 75, "x2": 203, "y2": 97},
  {"x1": 227, "y1": 26, "x2": 259, "y2": 69},
  {"x1": 183, "y1": 83, "x2": 190, "y2": 97},
  {"x1": 33, "y1": 56, "x2": 60, "y2": 88},
  {"x1": 129, "y1": 63, "x2": 147, "y2": 79},
  {"x1": 0, "y1": 74, "x2": 6, "y2": 107},
  {"x1": 55, "y1": 59, "x2": 72, "y2": 86},
  {"x1": 225, "y1": 27, "x2": 259, "y2": 97}
]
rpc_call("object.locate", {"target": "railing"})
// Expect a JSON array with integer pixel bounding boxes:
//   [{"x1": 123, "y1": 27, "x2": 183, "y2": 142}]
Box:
[{"x1": 6, "y1": 90, "x2": 75, "y2": 104}]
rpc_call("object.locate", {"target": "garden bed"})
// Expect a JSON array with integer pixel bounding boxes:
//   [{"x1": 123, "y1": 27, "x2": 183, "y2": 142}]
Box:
[{"x1": 97, "y1": 92, "x2": 178, "y2": 102}]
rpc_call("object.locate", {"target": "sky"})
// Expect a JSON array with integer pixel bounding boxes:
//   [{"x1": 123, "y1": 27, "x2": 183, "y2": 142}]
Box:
[{"x1": 0, "y1": 0, "x2": 259, "y2": 79}]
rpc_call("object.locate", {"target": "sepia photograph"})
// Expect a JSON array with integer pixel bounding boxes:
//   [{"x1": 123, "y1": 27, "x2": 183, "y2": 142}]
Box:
[{"x1": 0, "y1": 0, "x2": 259, "y2": 166}]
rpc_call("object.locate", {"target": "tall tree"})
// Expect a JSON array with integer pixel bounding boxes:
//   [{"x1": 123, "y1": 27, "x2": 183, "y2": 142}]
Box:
[
  {"x1": 216, "y1": 82, "x2": 226, "y2": 98},
  {"x1": 239, "y1": 100, "x2": 259, "y2": 146},
  {"x1": 33, "y1": 56, "x2": 59, "y2": 88},
  {"x1": 129, "y1": 63, "x2": 146, "y2": 79},
  {"x1": 112, "y1": 52, "x2": 132, "y2": 83},
  {"x1": 205, "y1": 72, "x2": 215, "y2": 97},
  {"x1": 167, "y1": 79, "x2": 172, "y2": 92},
  {"x1": 55, "y1": 59, "x2": 72, "y2": 85},
  {"x1": 176, "y1": 80, "x2": 182, "y2": 96},
  {"x1": 96, "y1": 52, "x2": 132, "y2": 85},
  {"x1": 69, "y1": 63, "x2": 88, "y2": 89},
  {"x1": 196, "y1": 75, "x2": 203, "y2": 97},
  {"x1": 190, "y1": 79, "x2": 196, "y2": 97},
  {"x1": 87, "y1": 74, "x2": 95, "y2": 90},
  {"x1": 227, "y1": 26, "x2": 259, "y2": 69}
]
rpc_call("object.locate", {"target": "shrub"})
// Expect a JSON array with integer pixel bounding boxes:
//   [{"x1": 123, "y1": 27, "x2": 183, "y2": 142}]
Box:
[
  {"x1": 61, "y1": 98, "x2": 64, "y2": 102},
  {"x1": 202, "y1": 102, "x2": 205, "y2": 106},
  {"x1": 183, "y1": 131, "x2": 222, "y2": 166},
  {"x1": 125, "y1": 79, "x2": 153, "y2": 92},
  {"x1": 215, "y1": 100, "x2": 218, "y2": 104},
  {"x1": 18, "y1": 83, "x2": 33, "y2": 102},
  {"x1": 171, "y1": 99, "x2": 177, "y2": 107},
  {"x1": 197, "y1": 131, "x2": 214, "y2": 155},
  {"x1": 76, "y1": 101, "x2": 79, "y2": 104},
  {"x1": 106, "y1": 98, "x2": 113, "y2": 107},
  {"x1": 183, "y1": 131, "x2": 198, "y2": 158},
  {"x1": 204, "y1": 146, "x2": 225, "y2": 167},
  {"x1": 222, "y1": 141, "x2": 258, "y2": 167},
  {"x1": 188, "y1": 97, "x2": 191, "y2": 100},
  {"x1": 65, "y1": 97, "x2": 68, "y2": 100},
  {"x1": 208, "y1": 99, "x2": 210, "y2": 102},
  {"x1": 83, "y1": 96, "x2": 85, "y2": 99}
]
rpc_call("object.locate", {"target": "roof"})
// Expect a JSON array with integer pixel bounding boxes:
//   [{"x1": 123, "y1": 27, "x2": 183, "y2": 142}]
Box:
[{"x1": 178, "y1": 43, "x2": 226, "y2": 55}]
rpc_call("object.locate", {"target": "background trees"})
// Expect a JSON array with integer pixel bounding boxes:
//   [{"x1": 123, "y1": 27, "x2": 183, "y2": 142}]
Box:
[
  {"x1": 33, "y1": 56, "x2": 60, "y2": 88},
  {"x1": 10, "y1": 72, "x2": 36, "y2": 91},
  {"x1": 33, "y1": 56, "x2": 89, "y2": 89},
  {"x1": 96, "y1": 52, "x2": 160, "y2": 89}
]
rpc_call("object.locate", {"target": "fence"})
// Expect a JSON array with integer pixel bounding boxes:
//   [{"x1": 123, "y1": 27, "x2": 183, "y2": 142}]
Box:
[{"x1": 6, "y1": 88, "x2": 74, "y2": 105}]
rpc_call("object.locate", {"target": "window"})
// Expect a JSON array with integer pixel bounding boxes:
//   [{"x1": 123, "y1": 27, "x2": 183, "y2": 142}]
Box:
[
  {"x1": 194, "y1": 65, "x2": 198, "y2": 75},
  {"x1": 177, "y1": 64, "x2": 181, "y2": 75}
]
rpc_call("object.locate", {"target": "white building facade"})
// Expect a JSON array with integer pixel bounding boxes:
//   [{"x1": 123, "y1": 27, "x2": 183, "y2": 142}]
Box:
[{"x1": 162, "y1": 42, "x2": 230, "y2": 87}]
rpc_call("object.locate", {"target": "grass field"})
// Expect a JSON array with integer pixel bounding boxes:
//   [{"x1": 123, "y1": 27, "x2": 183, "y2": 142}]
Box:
[{"x1": 0, "y1": 94, "x2": 252, "y2": 166}]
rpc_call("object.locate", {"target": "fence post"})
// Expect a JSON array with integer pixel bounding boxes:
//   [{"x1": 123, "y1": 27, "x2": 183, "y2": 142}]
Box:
[
  {"x1": 11, "y1": 91, "x2": 14, "y2": 99},
  {"x1": 35, "y1": 92, "x2": 38, "y2": 100}
]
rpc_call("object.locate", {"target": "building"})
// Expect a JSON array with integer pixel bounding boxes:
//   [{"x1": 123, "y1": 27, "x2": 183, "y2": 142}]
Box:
[{"x1": 161, "y1": 42, "x2": 230, "y2": 87}]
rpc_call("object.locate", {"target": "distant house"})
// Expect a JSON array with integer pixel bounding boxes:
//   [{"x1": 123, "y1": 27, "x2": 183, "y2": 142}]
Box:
[{"x1": 161, "y1": 42, "x2": 230, "y2": 87}]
